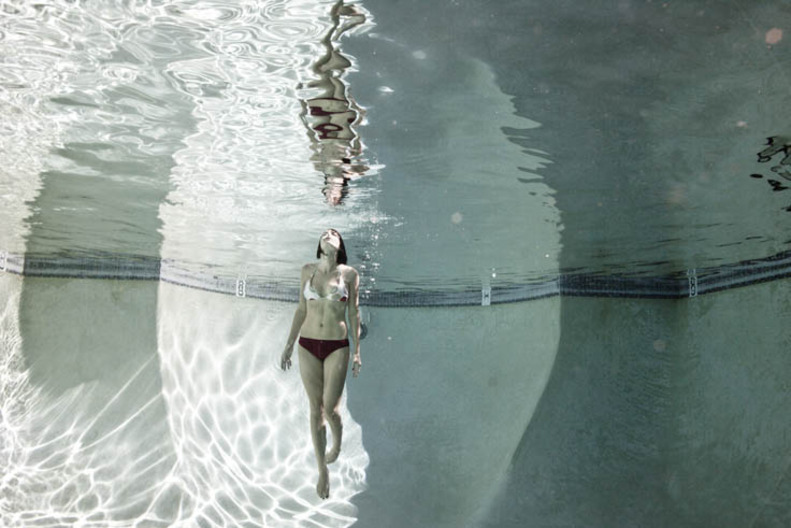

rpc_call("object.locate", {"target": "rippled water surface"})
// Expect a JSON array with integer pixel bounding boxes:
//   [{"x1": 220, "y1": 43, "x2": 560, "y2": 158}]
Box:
[
  {"x1": 0, "y1": 0, "x2": 567, "y2": 292},
  {"x1": 345, "y1": 0, "x2": 791, "y2": 280},
  {"x1": 2, "y1": 0, "x2": 789, "y2": 289},
  {"x1": 1, "y1": 0, "x2": 384, "y2": 283}
]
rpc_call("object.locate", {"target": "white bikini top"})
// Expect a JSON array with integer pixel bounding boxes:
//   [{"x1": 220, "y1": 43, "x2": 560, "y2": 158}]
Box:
[{"x1": 304, "y1": 268, "x2": 348, "y2": 302}]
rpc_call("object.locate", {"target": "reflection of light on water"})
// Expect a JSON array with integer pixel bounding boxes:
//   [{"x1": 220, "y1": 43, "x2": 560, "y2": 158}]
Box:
[
  {"x1": 299, "y1": 2, "x2": 373, "y2": 206},
  {"x1": 0, "y1": 277, "x2": 367, "y2": 527},
  {"x1": 1, "y1": 0, "x2": 383, "y2": 279},
  {"x1": 0, "y1": 275, "x2": 175, "y2": 525},
  {"x1": 156, "y1": 282, "x2": 368, "y2": 526},
  {"x1": 159, "y1": 0, "x2": 379, "y2": 277}
]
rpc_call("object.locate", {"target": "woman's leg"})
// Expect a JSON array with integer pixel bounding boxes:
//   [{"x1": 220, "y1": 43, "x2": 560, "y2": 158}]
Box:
[
  {"x1": 298, "y1": 345, "x2": 330, "y2": 498},
  {"x1": 322, "y1": 346, "x2": 350, "y2": 464}
]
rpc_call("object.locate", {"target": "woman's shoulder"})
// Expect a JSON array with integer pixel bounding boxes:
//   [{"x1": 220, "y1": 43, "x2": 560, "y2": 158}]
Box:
[
  {"x1": 301, "y1": 262, "x2": 317, "y2": 276},
  {"x1": 338, "y1": 264, "x2": 359, "y2": 279}
]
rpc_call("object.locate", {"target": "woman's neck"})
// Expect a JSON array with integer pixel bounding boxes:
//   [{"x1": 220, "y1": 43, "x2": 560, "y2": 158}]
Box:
[{"x1": 317, "y1": 254, "x2": 336, "y2": 272}]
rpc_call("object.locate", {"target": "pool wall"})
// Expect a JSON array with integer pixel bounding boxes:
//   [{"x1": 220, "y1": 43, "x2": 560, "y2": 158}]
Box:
[
  {"x1": 484, "y1": 278, "x2": 791, "y2": 528},
  {"x1": 13, "y1": 277, "x2": 174, "y2": 525},
  {"x1": 4, "y1": 274, "x2": 560, "y2": 527},
  {"x1": 348, "y1": 299, "x2": 560, "y2": 528},
  {"x1": 4, "y1": 270, "x2": 790, "y2": 526}
]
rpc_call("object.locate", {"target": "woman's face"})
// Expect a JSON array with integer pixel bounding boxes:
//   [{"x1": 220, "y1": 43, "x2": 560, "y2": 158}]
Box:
[{"x1": 320, "y1": 229, "x2": 341, "y2": 252}]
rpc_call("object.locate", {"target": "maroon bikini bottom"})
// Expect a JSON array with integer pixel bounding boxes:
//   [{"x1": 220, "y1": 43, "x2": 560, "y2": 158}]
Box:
[{"x1": 299, "y1": 336, "x2": 350, "y2": 361}]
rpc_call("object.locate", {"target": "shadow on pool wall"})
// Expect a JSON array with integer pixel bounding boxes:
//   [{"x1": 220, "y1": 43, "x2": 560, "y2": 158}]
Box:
[
  {"x1": 349, "y1": 298, "x2": 560, "y2": 528},
  {"x1": 12, "y1": 277, "x2": 175, "y2": 525},
  {"x1": 483, "y1": 279, "x2": 791, "y2": 527}
]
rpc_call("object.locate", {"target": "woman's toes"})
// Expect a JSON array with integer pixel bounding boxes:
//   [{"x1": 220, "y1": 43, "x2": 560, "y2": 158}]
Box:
[{"x1": 317, "y1": 467, "x2": 330, "y2": 499}]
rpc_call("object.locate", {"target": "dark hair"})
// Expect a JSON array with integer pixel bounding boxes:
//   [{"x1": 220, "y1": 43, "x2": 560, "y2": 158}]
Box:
[{"x1": 316, "y1": 229, "x2": 348, "y2": 264}]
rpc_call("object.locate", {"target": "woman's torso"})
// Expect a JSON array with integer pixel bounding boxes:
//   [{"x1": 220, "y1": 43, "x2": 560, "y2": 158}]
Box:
[{"x1": 300, "y1": 263, "x2": 350, "y2": 340}]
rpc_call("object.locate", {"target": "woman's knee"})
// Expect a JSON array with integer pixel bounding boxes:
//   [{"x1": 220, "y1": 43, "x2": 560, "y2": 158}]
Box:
[
  {"x1": 309, "y1": 400, "x2": 324, "y2": 420},
  {"x1": 323, "y1": 402, "x2": 341, "y2": 422}
]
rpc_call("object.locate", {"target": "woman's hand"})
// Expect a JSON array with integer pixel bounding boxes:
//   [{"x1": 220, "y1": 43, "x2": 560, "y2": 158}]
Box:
[
  {"x1": 352, "y1": 353, "x2": 361, "y2": 378},
  {"x1": 281, "y1": 344, "x2": 293, "y2": 371}
]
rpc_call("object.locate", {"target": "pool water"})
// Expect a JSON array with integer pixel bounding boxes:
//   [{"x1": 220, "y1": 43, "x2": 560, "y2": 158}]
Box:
[{"x1": 1, "y1": 1, "x2": 790, "y2": 527}]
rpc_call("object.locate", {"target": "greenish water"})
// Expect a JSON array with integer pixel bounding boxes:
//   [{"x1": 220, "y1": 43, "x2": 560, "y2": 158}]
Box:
[{"x1": 2, "y1": 1, "x2": 791, "y2": 527}]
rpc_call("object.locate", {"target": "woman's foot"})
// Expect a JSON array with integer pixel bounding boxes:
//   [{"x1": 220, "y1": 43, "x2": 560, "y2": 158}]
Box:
[
  {"x1": 326, "y1": 444, "x2": 340, "y2": 464},
  {"x1": 317, "y1": 465, "x2": 330, "y2": 499}
]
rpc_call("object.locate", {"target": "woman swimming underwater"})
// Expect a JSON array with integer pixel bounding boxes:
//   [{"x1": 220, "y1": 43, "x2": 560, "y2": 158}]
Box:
[{"x1": 281, "y1": 229, "x2": 362, "y2": 499}]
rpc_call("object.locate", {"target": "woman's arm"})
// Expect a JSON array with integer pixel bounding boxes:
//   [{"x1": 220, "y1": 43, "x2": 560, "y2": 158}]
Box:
[{"x1": 347, "y1": 268, "x2": 362, "y2": 376}]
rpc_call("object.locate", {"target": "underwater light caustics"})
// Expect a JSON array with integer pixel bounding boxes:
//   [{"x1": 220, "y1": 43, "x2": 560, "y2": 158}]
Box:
[{"x1": 0, "y1": 279, "x2": 368, "y2": 527}]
